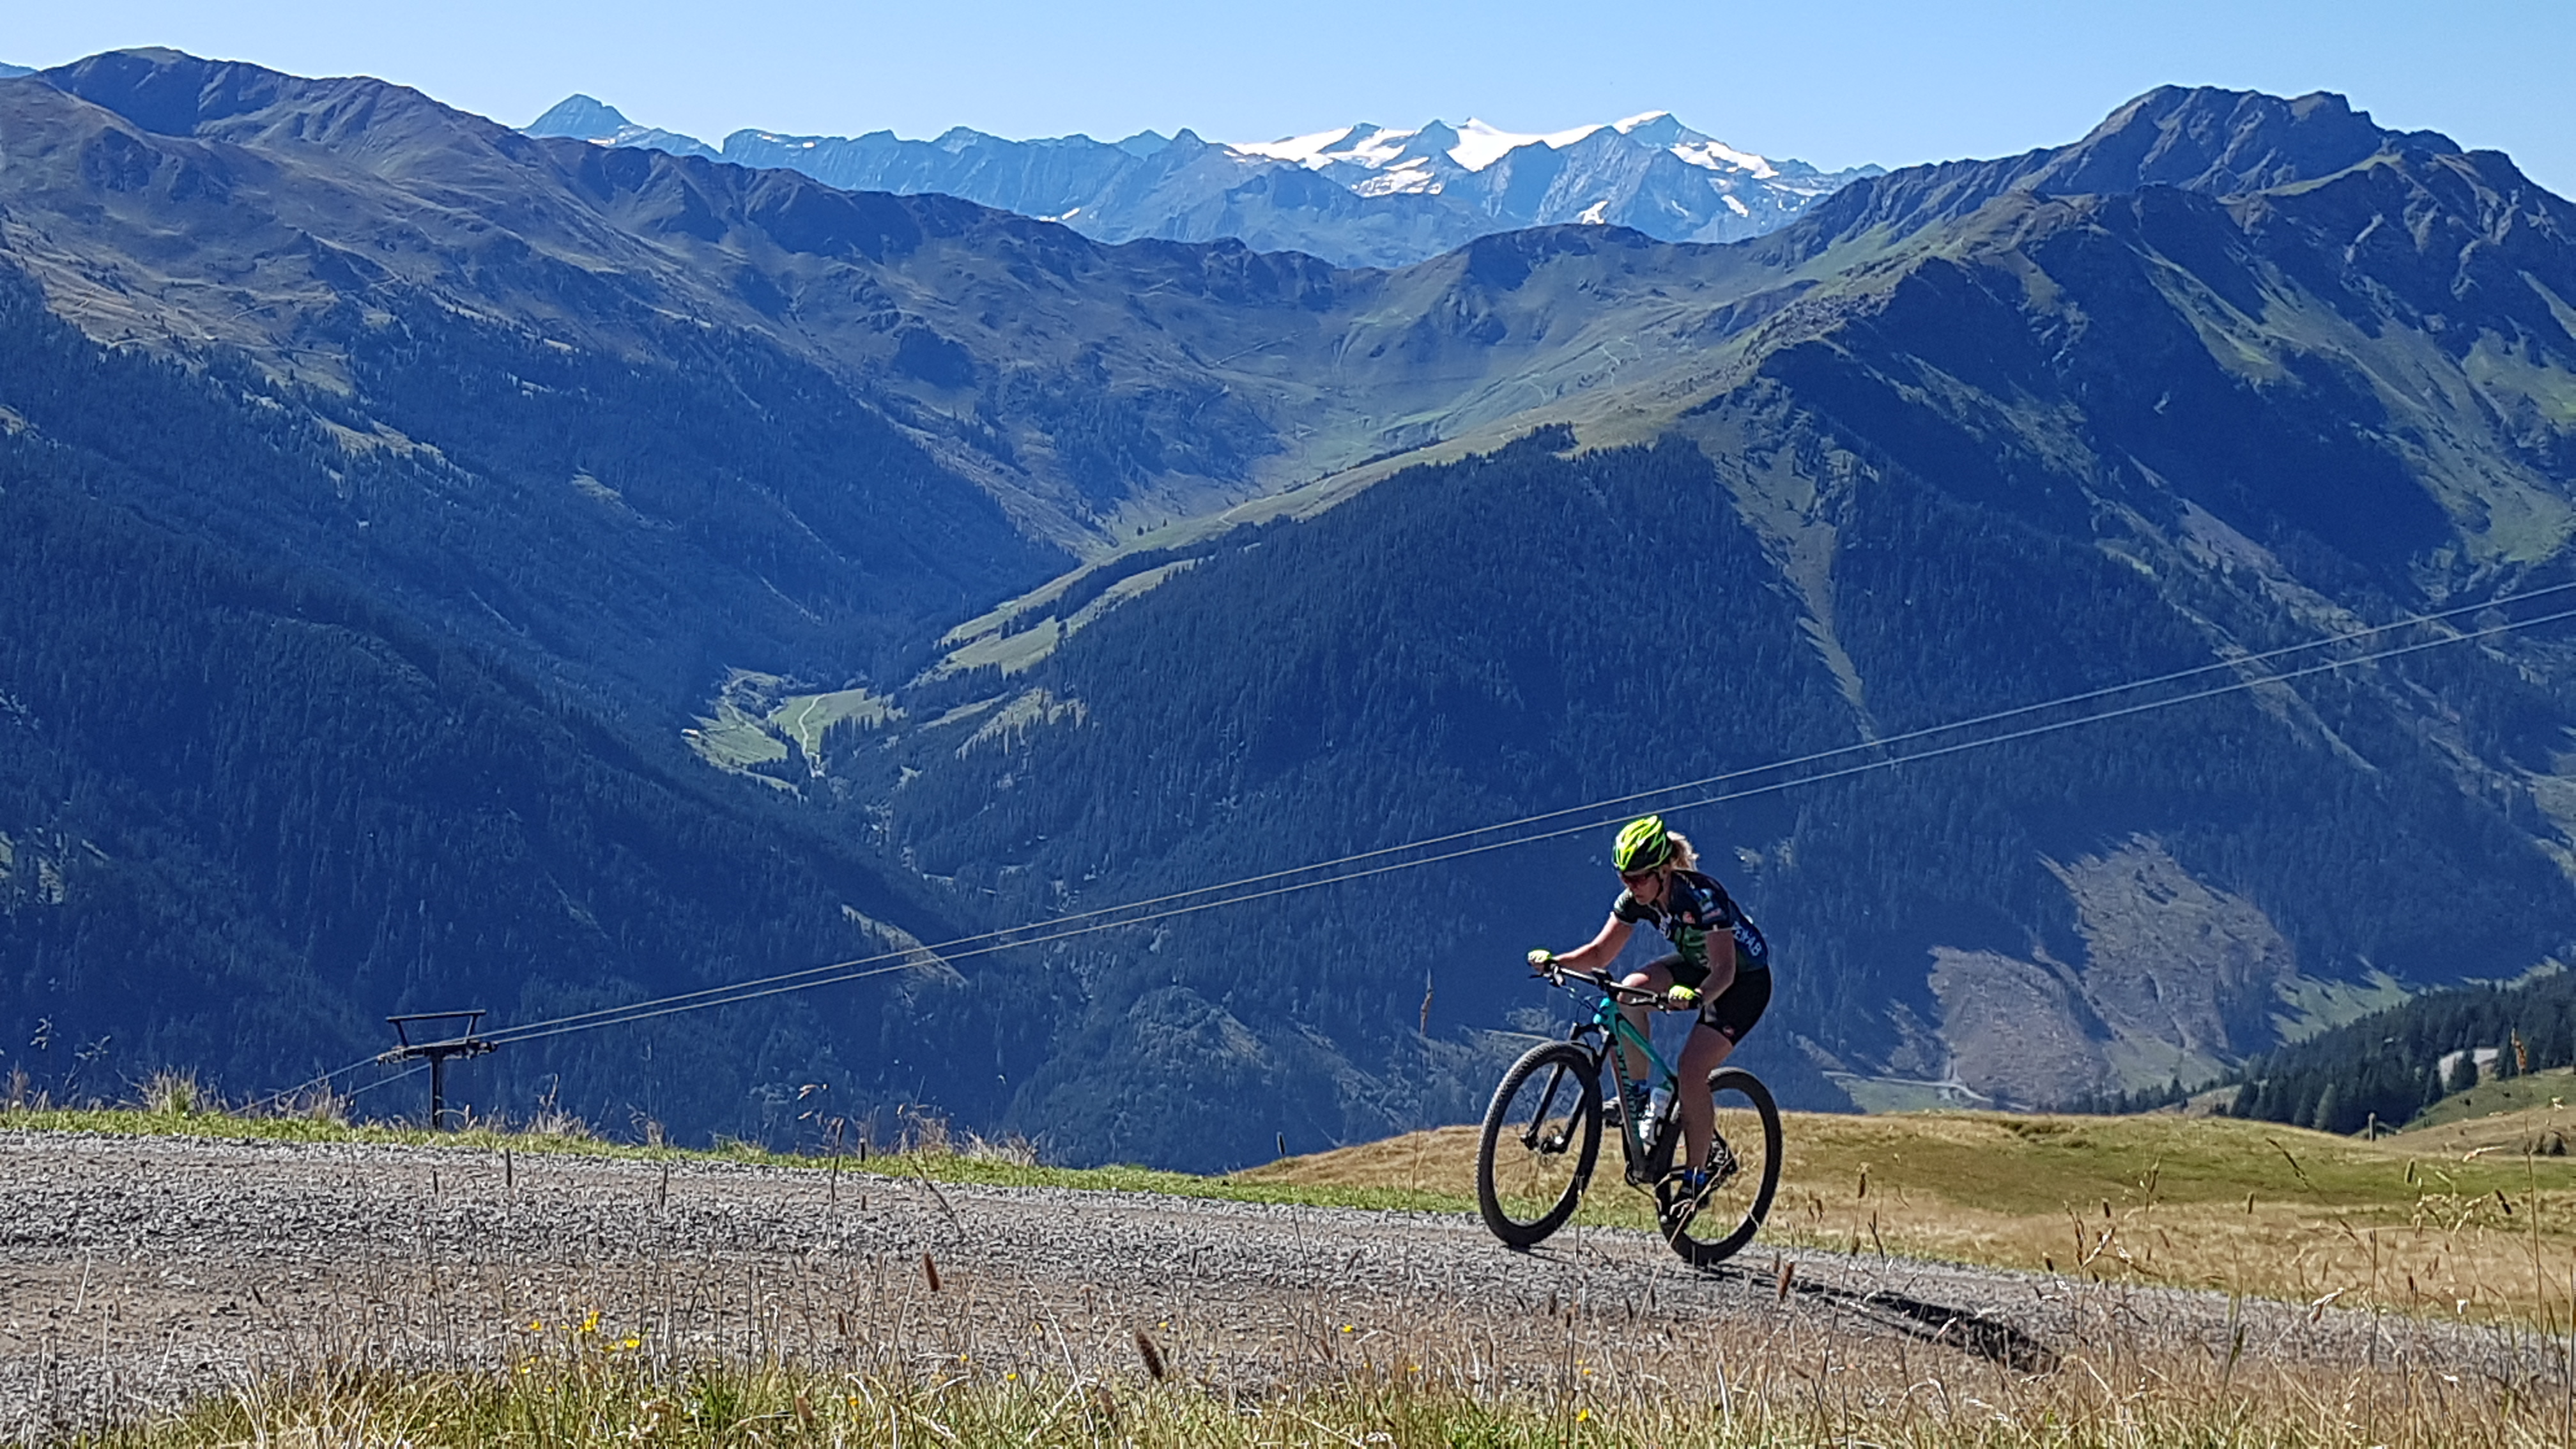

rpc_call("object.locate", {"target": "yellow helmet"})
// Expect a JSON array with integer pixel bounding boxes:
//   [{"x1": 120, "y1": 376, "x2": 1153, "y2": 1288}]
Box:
[{"x1": 1612, "y1": 815, "x2": 1673, "y2": 873}]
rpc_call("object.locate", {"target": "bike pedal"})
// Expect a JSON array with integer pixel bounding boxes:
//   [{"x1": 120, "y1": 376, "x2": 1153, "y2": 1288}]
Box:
[
  {"x1": 1656, "y1": 1168, "x2": 1717, "y2": 1225},
  {"x1": 1708, "y1": 1135, "x2": 1741, "y2": 1186}
]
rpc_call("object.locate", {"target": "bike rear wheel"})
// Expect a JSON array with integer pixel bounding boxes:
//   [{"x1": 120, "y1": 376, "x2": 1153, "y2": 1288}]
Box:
[
  {"x1": 1476, "y1": 1041, "x2": 1603, "y2": 1248},
  {"x1": 1660, "y1": 1065, "x2": 1783, "y2": 1268}
]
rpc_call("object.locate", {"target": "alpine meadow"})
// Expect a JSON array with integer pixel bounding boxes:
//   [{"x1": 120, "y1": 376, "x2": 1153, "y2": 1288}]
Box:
[{"x1": 2, "y1": 52, "x2": 2574, "y2": 1178}]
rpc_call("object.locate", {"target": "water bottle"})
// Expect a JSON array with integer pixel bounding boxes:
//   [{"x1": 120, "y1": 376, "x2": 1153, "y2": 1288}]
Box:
[{"x1": 1647, "y1": 1082, "x2": 1673, "y2": 1130}]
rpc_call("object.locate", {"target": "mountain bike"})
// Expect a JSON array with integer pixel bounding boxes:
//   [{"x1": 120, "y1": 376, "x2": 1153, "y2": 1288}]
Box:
[{"x1": 1476, "y1": 963, "x2": 1782, "y2": 1267}]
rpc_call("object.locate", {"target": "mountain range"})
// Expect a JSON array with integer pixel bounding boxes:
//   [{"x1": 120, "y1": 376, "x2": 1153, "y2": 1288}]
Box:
[
  {"x1": 1, "y1": 50, "x2": 2572, "y2": 1169},
  {"x1": 523, "y1": 95, "x2": 1880, "y2": 268}
]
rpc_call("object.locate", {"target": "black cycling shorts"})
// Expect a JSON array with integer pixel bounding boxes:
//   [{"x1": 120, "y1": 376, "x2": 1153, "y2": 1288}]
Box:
[{"x1": 1646, "y1": 953, "x2": 1772, "y2": 1044}]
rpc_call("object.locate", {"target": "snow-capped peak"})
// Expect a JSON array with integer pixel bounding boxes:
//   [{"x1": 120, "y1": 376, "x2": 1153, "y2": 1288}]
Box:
[
  {"x1": 1229, "y1": 125, "x2": 1381, "y2": 167},
  {"x1": 1225, "y1": 112, "x2": 1778, "y2": 180},
  {"x1": 1446, "y1": 118, "x2": 1606, "y2": 171},
  {"x1": 1671, "y1": 139, "x2": 1776, "y2": 179}
]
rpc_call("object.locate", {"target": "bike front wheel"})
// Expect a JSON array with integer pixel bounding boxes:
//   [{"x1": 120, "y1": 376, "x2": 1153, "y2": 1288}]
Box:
[
  {"x1": 1476, "y1": 1041, "x2": 1603, "y2": 1248},
  {"x1": 1661, "y1": 1065, "x2": 1783, "y2": 1268}
]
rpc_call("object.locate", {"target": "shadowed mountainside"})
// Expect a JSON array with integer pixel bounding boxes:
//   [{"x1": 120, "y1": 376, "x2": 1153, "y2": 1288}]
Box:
[
  {"x1": 1, "y1": 52, "x2": 2573, "y2": 1167},
  {"x1": 855, "y1": 91, "x2": 2576, "y2": 1165}
]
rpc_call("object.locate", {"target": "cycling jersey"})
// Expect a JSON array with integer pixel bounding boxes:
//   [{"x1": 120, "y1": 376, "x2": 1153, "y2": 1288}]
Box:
[{"x1": 1612, "y1": 868, "x2": 1770, "y2": 986}]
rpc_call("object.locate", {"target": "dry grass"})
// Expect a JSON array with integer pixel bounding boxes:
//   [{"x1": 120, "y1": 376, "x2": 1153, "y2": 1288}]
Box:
[
  {"x1": 70, "y1": 1356, "x2": 2576, "y2": 1448},
  {"x1": 59, "y1": 1246, "x2": 2576, "y2": 1449},
  {"x1": 137, "y1": 1070, "x2": 206, "y2": 1117},
  {"x1": 1243, "y1": 1108, "x2": 2576, "y2": 1328}
]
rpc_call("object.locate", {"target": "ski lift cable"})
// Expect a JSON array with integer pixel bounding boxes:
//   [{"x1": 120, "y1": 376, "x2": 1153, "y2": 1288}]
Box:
[
  {"x1": 483, "y1": 594, "x2": 2576, "y2": 1045},
  {"x1": 339, "y1": 1061, "x2": 426, "y2": 1101},
  {"x1": 476, "y1": 578, "x2": 2576, "y2": 1048},
  {"x1": 240, "y1": 1051, "x2": 403, "y2": 1113},
  {"x1": 480, "y1": 598, "x2": 2576, "y2": 1049}
]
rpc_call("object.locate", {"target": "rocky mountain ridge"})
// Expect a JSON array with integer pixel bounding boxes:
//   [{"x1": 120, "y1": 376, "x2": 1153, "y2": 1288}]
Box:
[{"x1": 523, "y1": 95, "x2": 1879, "y2": 268}]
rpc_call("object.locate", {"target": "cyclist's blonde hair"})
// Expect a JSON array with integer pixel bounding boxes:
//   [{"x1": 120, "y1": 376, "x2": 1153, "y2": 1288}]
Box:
[{"x1": 1667, "y1": 831, "x2": 1699, "y2": 872}]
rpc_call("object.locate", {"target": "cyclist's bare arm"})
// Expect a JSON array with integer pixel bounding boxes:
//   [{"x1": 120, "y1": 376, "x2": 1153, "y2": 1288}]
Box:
[
  {"x1": 1538, "y1": 915, "x2": 1634, "y2": 974},
  {"x1": 1702, "y1": 931, "x2": 1738, "y2": 1001}
]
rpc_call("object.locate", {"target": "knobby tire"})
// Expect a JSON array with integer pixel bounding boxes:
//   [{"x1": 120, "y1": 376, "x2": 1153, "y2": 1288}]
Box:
[
  {"x1": 1660, "y1": 1064, "x2": 1783, "y2": 1268},
  {"x1": 1476, "y1": 1041, "x2": 1602, "y2": 1248}
]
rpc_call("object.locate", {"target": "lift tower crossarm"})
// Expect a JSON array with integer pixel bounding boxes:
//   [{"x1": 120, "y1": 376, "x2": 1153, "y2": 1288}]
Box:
[{"x1": 380, "y1": 1011, "x2": 495, "y2": 1131}]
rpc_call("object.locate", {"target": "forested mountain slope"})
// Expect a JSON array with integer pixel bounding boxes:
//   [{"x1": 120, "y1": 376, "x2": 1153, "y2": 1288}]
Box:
[
  {"x1": 868, "y1": 428, "x2": 2575, "y2": 1165},
  {"x1": 2220, "y1": 967, "x2": 2576, "y2": 1135},
  {"x1": 0, "y1": 276, "x2": 1014, "y2": 1139},
  {"x1": 852, "y1": 93, "x2": 2576, "y2": 1167},
  {"x1": 2, "y1": 52, "x2": 2573, "y2": 1168}
]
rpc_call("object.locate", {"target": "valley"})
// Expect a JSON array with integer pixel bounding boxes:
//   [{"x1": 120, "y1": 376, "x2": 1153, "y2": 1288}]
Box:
[{"x1": 0, "y1": 52, "x2": 2573, "y2": 1175}]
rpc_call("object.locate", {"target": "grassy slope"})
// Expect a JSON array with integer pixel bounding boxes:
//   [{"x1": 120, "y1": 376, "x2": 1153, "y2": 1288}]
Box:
[
  {"x1": 1244, "y1": 1108, "x2": 2576, "y2": 1322},
  {"x1": 2398, "y1": 1064, "x2": 2576, "y2": 1145}
]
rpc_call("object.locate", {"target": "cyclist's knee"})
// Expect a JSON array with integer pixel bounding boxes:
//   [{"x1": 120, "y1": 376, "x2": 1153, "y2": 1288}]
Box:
[{"x1": 1682, "y1": 1026, "x2": 1735, "y2": 1073}]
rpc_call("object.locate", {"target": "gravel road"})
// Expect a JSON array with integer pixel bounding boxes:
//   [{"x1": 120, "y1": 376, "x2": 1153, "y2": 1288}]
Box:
[{"x1": 3, "y1": 1131, "x2": 2565, "y2": 1441}]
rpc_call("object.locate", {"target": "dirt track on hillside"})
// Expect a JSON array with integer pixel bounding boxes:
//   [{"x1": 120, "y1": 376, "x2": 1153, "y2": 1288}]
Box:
[{"x1": 2, "y1": 1131, "x2": 2565, "y2": 1439}]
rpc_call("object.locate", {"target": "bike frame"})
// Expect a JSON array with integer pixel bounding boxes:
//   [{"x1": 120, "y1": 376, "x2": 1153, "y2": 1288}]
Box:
[{"x1": 1554, "y1": 972, "x2": 1683, "y2": 1169}]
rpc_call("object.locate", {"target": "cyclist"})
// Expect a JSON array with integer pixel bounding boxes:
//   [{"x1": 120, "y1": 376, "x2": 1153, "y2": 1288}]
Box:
[{"x1": 1527, "y1": 814, "x2": 1771, "y2": 1203}]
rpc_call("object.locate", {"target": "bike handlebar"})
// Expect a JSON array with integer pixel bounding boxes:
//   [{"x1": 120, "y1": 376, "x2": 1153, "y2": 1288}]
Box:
[{"x1": 1535, "y1": 963, "x2": 1694, "y2": 1010}]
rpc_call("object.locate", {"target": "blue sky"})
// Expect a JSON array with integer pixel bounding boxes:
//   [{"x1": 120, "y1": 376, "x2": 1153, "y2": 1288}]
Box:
[{"x1": 8, "y1": 1, "x2": 2571, "y2": 192}]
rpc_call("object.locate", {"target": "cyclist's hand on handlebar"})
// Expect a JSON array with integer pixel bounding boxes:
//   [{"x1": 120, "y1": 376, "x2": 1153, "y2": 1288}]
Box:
[
  {"x1": 1664, "y1": 984, "x2": 1701, "y2": 1011},
  {"x1": 1526, "y1": 948, "x2": 1558, "y2": 976}
]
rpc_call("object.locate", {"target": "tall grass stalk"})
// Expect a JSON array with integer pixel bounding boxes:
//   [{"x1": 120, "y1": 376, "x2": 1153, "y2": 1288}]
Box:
[{"x1": 66, "y1": 1340, "x2": 2576, "y2": 1448}]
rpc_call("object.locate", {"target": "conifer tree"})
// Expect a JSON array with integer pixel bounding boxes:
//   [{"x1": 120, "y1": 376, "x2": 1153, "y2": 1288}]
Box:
[{"x1": 2446, "y1": 1051, "x2": 2480, "y2": 1097}]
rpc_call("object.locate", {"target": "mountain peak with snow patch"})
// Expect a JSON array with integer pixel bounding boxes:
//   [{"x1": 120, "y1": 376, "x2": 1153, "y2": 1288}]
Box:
[
  {"x1": 1225, "y1": 111, "x2": 1805, "y2": 188},
  {"x1": 521, "y1": 96, "x2": 1880, "y2": 266}
]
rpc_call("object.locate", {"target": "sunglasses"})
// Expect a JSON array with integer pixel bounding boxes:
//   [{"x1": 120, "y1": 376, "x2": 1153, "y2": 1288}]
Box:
[{"x1": 1619, "y1": 868, "x2": 1660, "y2": 887}]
